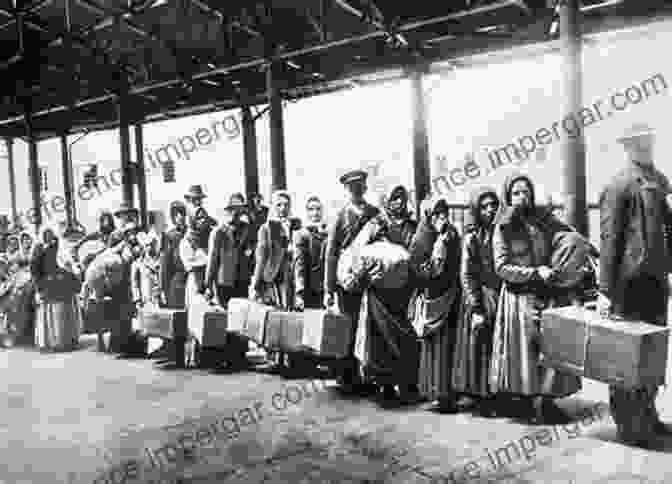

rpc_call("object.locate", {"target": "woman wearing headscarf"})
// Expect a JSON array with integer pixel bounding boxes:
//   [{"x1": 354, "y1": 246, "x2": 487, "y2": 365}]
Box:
[
  {"x1": 72, "y1": 210, "x2": 116, "y2": 268},
  {"x1": 451, "y1": 187, "x2": 501, "y2": 416},
  {"x1": 31, "y1": 225, "x2": 82, "y2": 352},
  {"x1": 409, "y1": 197, "x2": 462, "y2": 412},
  {"x1": 132, "y1": 232, "x2": 162, "y2": 309},
  {"x1": 161, "y1": 201, "x2": 188, "y2": 308},
  {"x1": 353, "y1": 185, "x2": 421, "y2": 406},
  {"x1": 0, "y1": 234, "x2": 36, "y2": 345},
  {"x1": 489, "y1": 173, "x2": 581, "y2": 422}
]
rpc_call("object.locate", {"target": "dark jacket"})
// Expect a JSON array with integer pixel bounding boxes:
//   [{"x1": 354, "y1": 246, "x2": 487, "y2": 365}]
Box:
[
  {"x1": 599, "y1": 162, "x2": 672, "y2": 300},
  {"x1": 293, "y1": 223, "x2": 327, "y2": 299},
  {"x1": 205, "y1": 221, "x2": 254, "y2": 289},
  {"x1": 252, "y1": 217, "x2": 302, "y2": 288},
  {"x1": 323, "y1": 202, "x2": 380, "y2": 294},
  {"x1": 160, "y1": 226, "x2": 186, "y2": 295}
]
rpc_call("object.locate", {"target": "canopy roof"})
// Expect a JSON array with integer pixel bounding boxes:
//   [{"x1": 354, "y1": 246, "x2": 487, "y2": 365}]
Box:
[{"x1": 1, "y1": 0, "x2": 670, "y2": 140}]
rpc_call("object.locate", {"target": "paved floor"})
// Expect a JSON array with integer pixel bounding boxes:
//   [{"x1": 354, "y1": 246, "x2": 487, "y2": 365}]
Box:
[{"x1": 3, "y1": 336, "x2": 672, "y2": 484}]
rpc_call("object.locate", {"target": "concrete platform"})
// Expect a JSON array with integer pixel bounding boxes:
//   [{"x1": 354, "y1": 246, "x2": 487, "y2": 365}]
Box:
[{"x1": 2, "y1": 335, "x2": 672, "y2": 484}]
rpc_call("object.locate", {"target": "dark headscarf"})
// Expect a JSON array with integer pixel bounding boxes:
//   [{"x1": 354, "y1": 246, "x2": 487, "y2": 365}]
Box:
[
  {"x1": 464, "y1": 186, "x2": 499, "y2": 232},
  {"x1": 98, "y1": 210, "x2": 115, "y2": 234},
  {"x1": 496, "y1": 172, "x2": 547, "y2": 227},
  {"x1": 383, "y1": 185, "x2": 410, "y2": 220},
  {"x1": 169, "y1": 201, "x2": 187, "y2": 225},
  {"x1": 409, "y1": 197, "x2": 451, "y2": 268}
]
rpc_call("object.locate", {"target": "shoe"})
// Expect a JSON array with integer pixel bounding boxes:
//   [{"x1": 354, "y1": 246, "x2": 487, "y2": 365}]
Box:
[
  {"x1": 399, "y1": 385, "x2": 425, "y2": 405},
  {"x1": 435, "y1": 395, "x2": 460, "y2": 414},
  {"x1": 653, "y1": 420, "x2": 672, "y2": 435}
]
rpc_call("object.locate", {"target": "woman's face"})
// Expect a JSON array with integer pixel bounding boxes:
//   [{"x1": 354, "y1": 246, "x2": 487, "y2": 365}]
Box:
[
  {"x1": 21, "y1": 235, "x2": 33, "y2": 251},
  {"x1": 274, "y1": 196, "x2": 290, "y2": 219},
  {"x1": 479, "y1": 194, "x2": 499, "y2": 226},
  {"x1": 306, "y1": 201, "x2": 322, "y2": 224},
  {"x1": 432, "y1": 212, "x2": 449, "y2": 234},
  {"x1": 173, "y1": 210, "x2": 186, "y2": 227},
  {"x1": 510, "y1": 179, "x2": 532, "y2": 209},
  {"x1": 100, "y1": 215, "x2": 114, "y2": 231},
  {"x1": 387, "y1": 190, "x2": 406, "y2": 214},
  {"x1": 7, "y1": 238, "x2": 19, "y2": 253},
  {"x1": 41, "y1": 229, "x2": 56, "y2": 246}
]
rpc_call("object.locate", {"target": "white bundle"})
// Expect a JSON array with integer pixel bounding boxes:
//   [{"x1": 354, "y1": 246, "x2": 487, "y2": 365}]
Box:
[{"x1": 338, "y1": 240, "x2": 411, "y2": 292}]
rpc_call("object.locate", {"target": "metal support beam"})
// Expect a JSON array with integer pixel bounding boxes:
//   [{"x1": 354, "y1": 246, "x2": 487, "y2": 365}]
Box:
[
  {"x1": 24, "y1": 107, "x2": 42, "y2": 230},
  {"x1": 4, "y1": 138, "x2": 18, "y2": 225},
  {"x1": 117, "y1": 95, "x2": 134, "y2": 209},
  {"x1": 241, "y1": 105, "x2": 259, "y2": 199},
  {"x1": 134, "y1": 123, "x2": 148, "y2": 229},
  {"x1": 59, "y1": 133, "x2": 76, "y2": 230},
  {"x1": 0, "y1": 0, "x2": 519, "y2": 127},
  {"x1": 559, "y1": 0, "x2": 587, "y2": 236},
  {"x1": 267, "y1": 60, "x2": 286, "y2": 192},
  {"x1": 409, "y1": 67, "x2": 431, "y2": 215}
]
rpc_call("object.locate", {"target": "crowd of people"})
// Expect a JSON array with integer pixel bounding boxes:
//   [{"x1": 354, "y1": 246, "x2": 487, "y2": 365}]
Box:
[{"x1": 0, "y1": 122, "x2": 669, "y2": 448}]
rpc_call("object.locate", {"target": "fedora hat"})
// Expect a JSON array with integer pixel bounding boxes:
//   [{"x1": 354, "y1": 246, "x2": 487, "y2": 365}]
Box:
[
  {"x1": 113, "y1": 201, "x2": 139, "y2": 217},
  {"x1": 185, "y1": 184, "x2": 207, "y2": 199},
  {"x1": 225, "y1": 192, "x2": 247, "y2": 210},
  {"x1": 617, "y1": 123, "x2": 655, "y2": 143}
]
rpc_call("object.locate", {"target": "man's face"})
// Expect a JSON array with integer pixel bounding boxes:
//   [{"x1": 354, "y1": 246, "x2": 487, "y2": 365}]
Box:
[
  {"x1": 623, "y1": 135, "x2": 654, "y2": 164},
  {"x1": 7, "y1": 238, "x2": 18, "y2": 253},
  {"x1": 388, "y1": 192, "x2": 405, "y2": 214},
  {"x1": 479, "y1": 195, "x2": 499, "y2": 226},
  {"x1": 188, "y1": 197, "x2": 203, "y2": 208},
  {"x1": 274, "y1": 197, "x2": 290, "y2": 219},
  {"x1": 346, "y1": 181, "x2": 366, "y2": 200},
  {"x1": 306, "y1": 201, "x2": 323, "y2": 224},
  {"x1": 510, "y1": 180, "x2": 532, "y2": 209}
]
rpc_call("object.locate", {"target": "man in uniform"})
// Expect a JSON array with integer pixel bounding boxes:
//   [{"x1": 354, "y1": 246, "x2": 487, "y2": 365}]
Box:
[
  {"x1": 598, "y1": 123, "x2": 672, "y2": 445},
  {"x1": 324, "y1": 170, "x2": 380, "y2": 393}
]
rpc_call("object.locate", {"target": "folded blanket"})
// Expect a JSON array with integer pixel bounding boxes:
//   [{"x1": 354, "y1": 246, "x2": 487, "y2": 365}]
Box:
[{"x1": 338, "y1": 240, "x2": 411, "y2": 292}]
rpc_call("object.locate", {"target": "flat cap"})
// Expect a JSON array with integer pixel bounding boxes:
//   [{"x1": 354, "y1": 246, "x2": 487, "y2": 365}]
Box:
[{"x1": 339, "y1": 169, "x2": 368, "y2": 185}]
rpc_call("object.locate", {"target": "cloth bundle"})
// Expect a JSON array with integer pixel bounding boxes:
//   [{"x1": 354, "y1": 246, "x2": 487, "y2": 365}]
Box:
[
  {"x1": 81, "y1": 248, "x2": 128, "y2": 301},
  {"x1": 338, "y1": 240, "x2": 411, "y2": 292},
  {"x1": 550, "y1": 231, "x2": 598, "y2": 290}
]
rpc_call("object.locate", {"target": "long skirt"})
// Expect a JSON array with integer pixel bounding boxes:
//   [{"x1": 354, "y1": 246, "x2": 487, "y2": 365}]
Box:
[
  {"x1": 165, "y1": 272, "x2": 187, "y2": 309},
  {"x1": 184, "y1": 269, "x2": 205, "y2": 310},
  {"x1": 355, "y1": 286, "x2": 419, "y2": 387},
  {"x1": 35, "y1": 296, "x2": 81, "y2": 352},
  {"x1": 489, "y1": 286, "x2": 581, "y2": 397},
  {"x1": 418, "y1": 291, "x2": 461, "y2": 400},
  {"x1": 0, "y1": 268, "x2": 35, "y2": 344},
  {"x1": 452, "y1": 285, "x2": 498, "y2": 397}
]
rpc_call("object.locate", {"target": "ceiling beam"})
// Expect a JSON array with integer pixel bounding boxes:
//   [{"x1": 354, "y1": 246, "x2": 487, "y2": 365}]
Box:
[{"x1": 189, "y1": 0, "x2": 262, "y2": 37}]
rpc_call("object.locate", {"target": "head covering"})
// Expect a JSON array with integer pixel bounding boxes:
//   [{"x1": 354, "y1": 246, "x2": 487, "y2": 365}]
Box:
[
  {"x1": 113, "y1": 201, "x2": 139, "y2": 218},
  {"x1": 5, "y1": 234, "x2": 20, "y2": 254},
  {"x1": 184, "y1": 184, "x2": 207, "y2": 200},
  {"x1": 617, "y1": 122, "x2": 655, "y2": 143},
  {"x1": 410, "y1": 196, "x2": 452, "y2": 266},
  {"x1": 382, "y1": 185, "x2": 410, "y2": 219},
  {"x1": 339, "y1": 169, "x2": 368, "y2": 185},
  {"x1": 169, "y1": 200, "x2": 187, "y2": 224},
  {"x1": 37, "y1": 224, "x2": 59, "y2": 248},
  {"x1": 225, "y1": 192, "x2": 247, "y2": 211},
  {"x1": 495, "y1": 172, "x2": 537, "y2": 225},
  {"x1": 464, "y1": 186, "x2": 499, "y2": 232}
]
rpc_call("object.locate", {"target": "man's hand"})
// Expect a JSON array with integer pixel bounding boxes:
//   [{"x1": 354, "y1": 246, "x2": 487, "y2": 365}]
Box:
[
  {"x1": 597, "y1": 292, "x2": 612, "y2": 317},
  {"x1": 323, "y1": 292, "x2": 334, "y2": 309},
  {"x1": 294, "y1": 295, "x2": 305, "y2": 311},
  {"x1": 471, "y1": 313, "x2": 486, "y2": 331},
  {"x1": 536, "y1": 266, "x2": 554, "y2": 282}
]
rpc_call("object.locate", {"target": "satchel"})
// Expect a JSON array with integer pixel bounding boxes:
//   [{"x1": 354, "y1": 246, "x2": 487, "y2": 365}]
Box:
[{"x1": 410, "y1": 288, "x2": 458, "y2": 337}]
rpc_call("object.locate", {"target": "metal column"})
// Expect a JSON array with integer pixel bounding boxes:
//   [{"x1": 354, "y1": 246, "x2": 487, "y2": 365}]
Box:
[
  {"x1": 410, "y1": 67, "x2": 431, "y2": 216},
  {"x1": 267, "y1": 61, "x2": 287, "y2": 191},
  {"x1": 24, "y1": 110, "x2": 42, "y2": 230},
  {"x1": 242, "y1": 105, "x2": 260, "y2": 199},
  {"x1": 117, "y1": 95, "x2": 134, "y2": 209},
  {"x1": 4, "y1": 138, "x2": 17, "y2": 225},
  {"x1": 560, "y1": 0, "x2": 588, "y2": 236},
  {"x1": 59, "y1": 133, "x2": 76, "y2": 230},
  {"x1": 134, "y1": 123, "x2": 148, "y2": 229}
]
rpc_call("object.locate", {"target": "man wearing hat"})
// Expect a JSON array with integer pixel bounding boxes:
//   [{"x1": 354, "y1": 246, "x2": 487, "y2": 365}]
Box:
[
  {"x1": 598, "y1": 122, "x2": 672, "y2": 445},
  {"x1": 203, "y1": 193, "x2": 254, "y2": 369},
  {"x1": 113, "y1": 201, "x2": 140, "y2": 226},
  {"x1": 184, "y1": 185, "x2": 217, "y2": 250},
  {"x1": 324, "y1": 169, "x2": 380, "y2": 393}
]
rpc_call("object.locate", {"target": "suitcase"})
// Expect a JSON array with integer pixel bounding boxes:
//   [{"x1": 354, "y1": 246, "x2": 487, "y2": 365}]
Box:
[
  {"x1": 138, "y1": 308, "x2": 188, "y2": 340},
  {"x1": 187, "y1": 296, "x2": 229, "y2": 348},
  {"x1": 82, "y1": 298, "x2": 115, "y2": 334},
  {"x1": 264, "y1": 308, "x2": 353, "y2": 358},
  {"x1": 227, "y1": 298, "x2": 270, "y2": 344},
  {"x1": 540, "y1": 305, "x2": 669, "y2": 388}
]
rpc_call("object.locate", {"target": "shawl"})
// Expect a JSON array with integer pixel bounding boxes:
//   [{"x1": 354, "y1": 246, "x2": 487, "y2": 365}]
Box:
[{"x1": 464, "y1": 186, "x2": 499, "y2": 233}]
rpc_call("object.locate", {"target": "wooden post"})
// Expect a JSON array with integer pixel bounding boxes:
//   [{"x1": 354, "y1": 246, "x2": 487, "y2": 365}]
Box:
[
  {"x1": 4, "y1": 138, "x2": 17, "y2": 226},
  {"x1": 410, "y1": 67, "x2": 431, "y2": 217},
  {"x1": 267, "y1": 60, "x2": 287, "y2": 191},
  {"x1": 134, "y1": 123, "x2": 148, "y2": 229},
  {"x1": 59, "y1": 133, "x2": 76, "y2": 230},
  {"x1": 117, "y1": 94, "x2": 134, "y2": 209},
  {"x1": 242, "y1": 105, "x2": 260, "y2": 199},
  {"x1": 560, "y1": 0, "x2": 588, "y2": 236}
]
